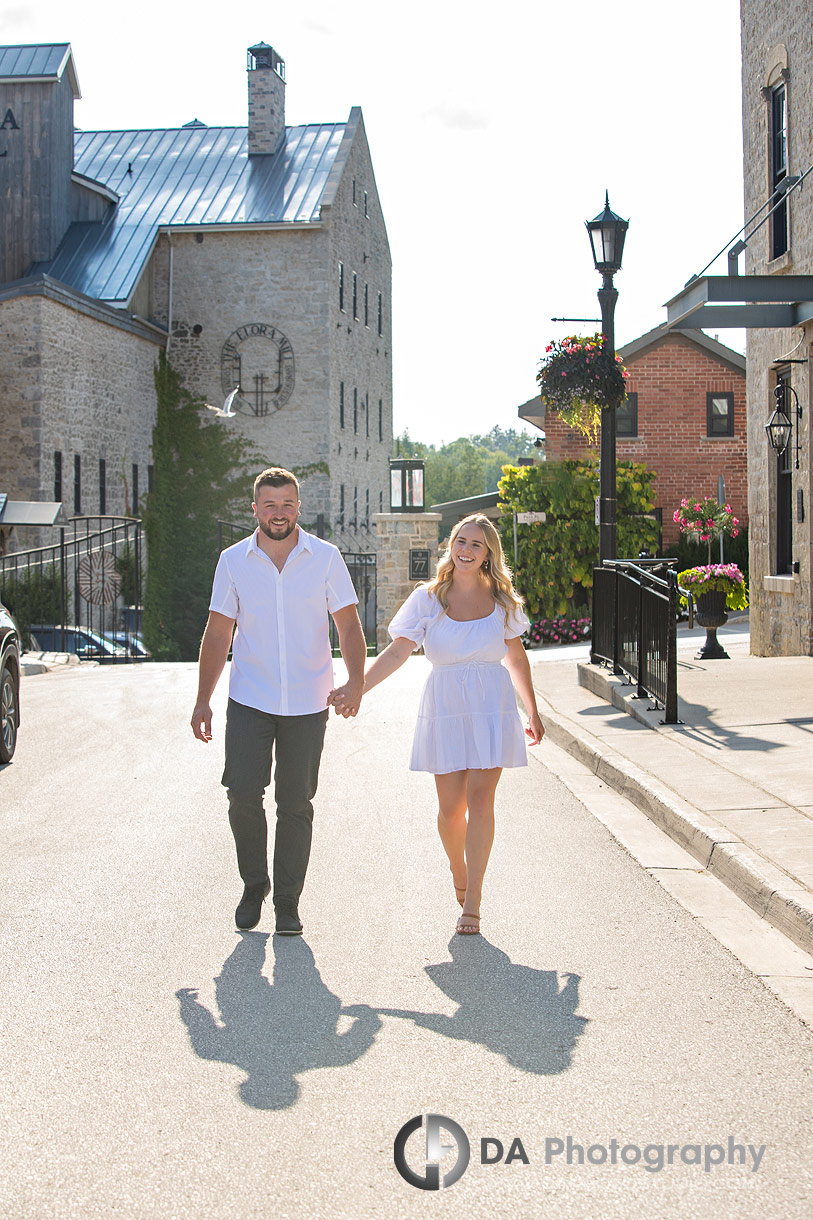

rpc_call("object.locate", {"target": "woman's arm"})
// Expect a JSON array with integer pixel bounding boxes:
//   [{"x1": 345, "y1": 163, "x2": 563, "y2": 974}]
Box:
[
  {"x1": 328, "y1": 635, "x2": 416, "y2": 715},
  {"x1": 503, "y1": 636, "x2": 545, "y2": 745}
]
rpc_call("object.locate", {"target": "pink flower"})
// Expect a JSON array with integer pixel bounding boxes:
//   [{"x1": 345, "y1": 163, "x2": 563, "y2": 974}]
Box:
[
  {"x1": 681, "y1": 499, "x2": 689, "y2": 507},
  {"x1": 725, "y1": 503, "x2": 732, "y2": 512}
]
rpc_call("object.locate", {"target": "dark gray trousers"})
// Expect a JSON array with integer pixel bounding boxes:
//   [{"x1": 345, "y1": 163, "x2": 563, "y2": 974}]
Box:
[{"x1": 221, "y1": 698, "x2": 328, "y2": 901}]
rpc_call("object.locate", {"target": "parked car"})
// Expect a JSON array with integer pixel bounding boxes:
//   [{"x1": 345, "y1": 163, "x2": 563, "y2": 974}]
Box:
[
  {"x1": 28, "y1": 624, "x2": 127, "y2": 662},
  {"x1": 0, "y1": 598, "x2": 21, "y2": 763},
  {"x1": 105, "y1": 631, "x2": 150, "y2": 659}
]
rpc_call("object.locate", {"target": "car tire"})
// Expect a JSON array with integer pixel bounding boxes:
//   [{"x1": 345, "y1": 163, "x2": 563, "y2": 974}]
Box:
[{"x1": 0, "y1": 663, "x2": 18, "y2": 763}]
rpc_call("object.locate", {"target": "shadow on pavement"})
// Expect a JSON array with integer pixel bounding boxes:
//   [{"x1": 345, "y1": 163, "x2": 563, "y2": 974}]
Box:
[
  {"x1": 380, "y1": 937, "x2": 587, "y2": 1075},
  {"x1": 176, "y1": 932, "x2": 381, "y2": 1110}
]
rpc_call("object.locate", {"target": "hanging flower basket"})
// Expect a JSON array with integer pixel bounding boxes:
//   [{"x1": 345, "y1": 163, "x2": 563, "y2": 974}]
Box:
[{"x1": 536, "y1": 334, "x2": 629, "y2": 444}]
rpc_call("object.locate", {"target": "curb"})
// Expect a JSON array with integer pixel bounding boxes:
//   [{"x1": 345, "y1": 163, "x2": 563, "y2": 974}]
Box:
[{"x1": 534, "y1": 675, "x2": 813, "y2": 957}]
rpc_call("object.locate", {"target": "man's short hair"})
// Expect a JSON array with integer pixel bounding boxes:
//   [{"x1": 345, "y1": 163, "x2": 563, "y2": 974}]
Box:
[{"x1": 253, "y1": 467, "x2": 300, "y2": 502}]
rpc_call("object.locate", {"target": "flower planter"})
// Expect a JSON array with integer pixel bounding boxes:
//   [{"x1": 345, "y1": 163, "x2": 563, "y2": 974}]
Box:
[{"x1": 694, "y1": 590, "x2": 730, "y2": 660}]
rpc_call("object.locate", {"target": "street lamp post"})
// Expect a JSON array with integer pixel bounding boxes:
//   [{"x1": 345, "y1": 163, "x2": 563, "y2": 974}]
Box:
[{"x1": 586, "y1": 192, "x2": 629, "y2": 564}]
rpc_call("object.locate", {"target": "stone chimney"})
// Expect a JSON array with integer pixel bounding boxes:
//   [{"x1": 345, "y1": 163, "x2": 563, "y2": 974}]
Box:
[{"x1": 247, "y1": 42, "x2": 285, "y2": 156}]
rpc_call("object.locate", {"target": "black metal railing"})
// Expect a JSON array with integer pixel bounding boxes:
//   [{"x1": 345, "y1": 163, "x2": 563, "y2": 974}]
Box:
[
  {"x1": 590, "y1": 559, "x2": 693, "y2": 724},
  {"x1": 0, "y1": 517, "x2": 143, "y2": 662}
]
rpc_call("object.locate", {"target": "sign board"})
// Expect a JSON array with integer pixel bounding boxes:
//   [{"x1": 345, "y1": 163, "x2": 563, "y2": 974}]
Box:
[
  {"x1": 409, "y1": 548, "x2": 430, "y2": 580},
  {"x1": 515, "y1": 512, "x2": 547, "y2": 525},
  {"x1": 595, "y1": 496, "x2": 601, "y2": 526}
]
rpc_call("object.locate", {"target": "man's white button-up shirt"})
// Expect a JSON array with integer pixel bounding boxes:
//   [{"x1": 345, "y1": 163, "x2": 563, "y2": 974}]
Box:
[{"x1": 209, "y1": 528, "x2": 358, "y2": 716}]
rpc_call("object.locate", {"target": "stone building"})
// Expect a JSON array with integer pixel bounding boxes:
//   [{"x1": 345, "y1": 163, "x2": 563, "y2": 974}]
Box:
[
  {"x1": 0, "y1": 41, "x2": 392, "y2": 550},
  {"x1": 521, "y1": 327, "x2": 748, "y2": 548},
  {"x1": 665, "y1": 1, "x2": 813, "y2": 656}
]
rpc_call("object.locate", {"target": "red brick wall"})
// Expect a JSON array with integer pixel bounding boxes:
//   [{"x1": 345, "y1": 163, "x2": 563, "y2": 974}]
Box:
[{"x1": 542, "y1": 333, "x2": 748, "y2": 546}]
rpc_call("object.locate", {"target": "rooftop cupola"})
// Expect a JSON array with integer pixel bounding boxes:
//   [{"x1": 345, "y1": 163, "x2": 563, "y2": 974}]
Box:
[{"x1": 247, "y1": 42, "x2": 285, "y2": 156}]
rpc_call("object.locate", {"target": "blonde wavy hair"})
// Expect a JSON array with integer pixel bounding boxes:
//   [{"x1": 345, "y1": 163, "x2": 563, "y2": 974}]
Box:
[{"x1": 426, "y1": 514, "x2": 524, "y2": 616}]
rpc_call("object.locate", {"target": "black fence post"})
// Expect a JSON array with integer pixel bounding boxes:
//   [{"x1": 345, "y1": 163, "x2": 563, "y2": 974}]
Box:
[
  {"x1": 664, "y1": 569, "x2": 679, "y2": 724},
  {"x1": 636, "y1": 574, "x2": 645, "y2": 697},
  {"x1": 612, "y1": 566, "x2": 622, "y2": 675}
]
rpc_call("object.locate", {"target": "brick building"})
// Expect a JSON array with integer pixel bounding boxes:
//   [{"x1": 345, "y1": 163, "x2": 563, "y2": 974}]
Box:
[
  {"x1": 0, "y1": 41, "x2": 392, "y2": 553},
  {"x1": 519, "y1": 327, "x2": 747, "y2": 547}
]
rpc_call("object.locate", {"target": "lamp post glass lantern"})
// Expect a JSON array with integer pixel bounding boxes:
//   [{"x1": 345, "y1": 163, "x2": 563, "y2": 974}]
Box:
[
  {"x1": 389, "y1": 458, "x2": 425, "y2": 512},
  {"x1": 585, "y1": 191, "x2": 629, "y2": 565}
]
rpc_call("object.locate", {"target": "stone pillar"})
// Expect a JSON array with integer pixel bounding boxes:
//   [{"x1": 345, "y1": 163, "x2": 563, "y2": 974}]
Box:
[{"x1": 374, "y1": 512, "x2": 441, "y2": 651}]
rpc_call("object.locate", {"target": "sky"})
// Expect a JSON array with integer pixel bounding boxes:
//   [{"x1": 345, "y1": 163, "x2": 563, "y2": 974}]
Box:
[{"x1": 1, "y1": 0, "x2": 746, "y2": 446}]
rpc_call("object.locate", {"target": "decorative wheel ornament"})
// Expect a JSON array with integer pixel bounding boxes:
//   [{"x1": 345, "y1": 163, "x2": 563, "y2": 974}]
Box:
[{"x1": 78, "y1": 552, "x2": 121, "y2": 605}]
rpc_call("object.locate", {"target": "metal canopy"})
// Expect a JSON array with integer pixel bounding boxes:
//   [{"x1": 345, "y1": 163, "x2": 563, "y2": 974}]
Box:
[
  {"x1": 0, "y1": 499, "x2": 63, "y2": 527},
  {"x1": 665, "y1": 275, "x2": 813, "y2": 330}
]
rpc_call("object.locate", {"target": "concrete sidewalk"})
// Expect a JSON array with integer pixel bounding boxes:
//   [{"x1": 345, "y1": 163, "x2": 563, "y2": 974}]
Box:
[{"x1": 531, "y1": 621, "x2": 813, "y2": 956}]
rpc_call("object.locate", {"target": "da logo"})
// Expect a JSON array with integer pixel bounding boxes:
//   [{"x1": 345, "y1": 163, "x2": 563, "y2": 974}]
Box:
[{"x1": 393, "y1": 1114, "x2": 471, "y2": 1190}]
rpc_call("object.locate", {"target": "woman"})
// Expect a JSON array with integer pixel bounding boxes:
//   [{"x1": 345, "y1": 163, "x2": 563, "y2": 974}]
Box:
[{"x1": 349, "y1": 513, "x2": 544, "y2": 935}]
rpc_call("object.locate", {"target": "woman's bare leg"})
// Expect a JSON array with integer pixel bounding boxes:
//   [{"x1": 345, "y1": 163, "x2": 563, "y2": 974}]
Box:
[
  {"x1": 435, "y1": 771, "x2": 469, "y2": 902},
  {"x1": 459, "y1": 768, "x2": 502, "y2": 927}
]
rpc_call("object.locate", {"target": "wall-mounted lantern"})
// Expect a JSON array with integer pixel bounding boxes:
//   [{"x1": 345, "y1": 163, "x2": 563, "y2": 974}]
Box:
[
  {"x1": 389, "y1": 458, "x2": 425, "y2": 512},
  {"x1": 766, "y1": 381, "x2": 801, "y2": 469}
]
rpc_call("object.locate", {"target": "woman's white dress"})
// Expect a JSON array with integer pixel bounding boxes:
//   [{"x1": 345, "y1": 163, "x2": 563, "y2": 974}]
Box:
[{"x1": 388, "y1": 586, "x2": 530, "y2": 774}]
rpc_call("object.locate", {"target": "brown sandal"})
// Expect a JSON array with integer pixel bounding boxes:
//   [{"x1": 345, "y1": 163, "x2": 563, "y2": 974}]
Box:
[{"x1": 456, "y1": 912, "x2": 480, "y2": 935}]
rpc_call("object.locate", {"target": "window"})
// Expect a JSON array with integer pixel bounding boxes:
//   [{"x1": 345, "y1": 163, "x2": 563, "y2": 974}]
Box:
[
  {"x1": 339, "y1": 262, "x2": 345, "y2": 311},
  {"x1": 99, "y1": 458, "x2": 106, "y2": 514},
  {"x1": 707, "y1": 392, "x2": 734, "y2": 437},
  {"x1": 379, "y1": 490, "x2": 383, "y2": 513},
  {"x1": 365, "y1": 393, "x2": 369, "y2": 438},
  {"x1": 616, "y1": 392, "x2": 638, "y2": 437},
  {"x1": 771, "y1": 83, "x2": 788, "y2": 259},
  {"x1": 353, "y1": 388, "x2": 358, "y2": 433},
  {"x1": 352, "y1": 178, "x2": 357, "y2": 206},
  {"x1": 54, "y1": 451, "x2": 62, "y2": 503},
  {"x1": 353, "y1": 274, "x2": 358, "y2": 320},
  {"x1": 364, "y1": 191, "x2": 368, "y2": 217},
  {"x1": 339, "y1": 483, "x2": 345, "y2": 525},
  {"x1": 340, "y1": 382, "x2": 345, "y2": 429},
  {"x1": 378, "y1": 292, "x2": 383, "y2": 337},
  {"x1": 74, "y1": 455, "x2": 81, "y2": 515},
  {"x1": 364, "y1": 283, "x2": 369, "y2": 327},
  {"x1": 774, "y1": 368, "x2": 793, "y2": 574},
  {"x1": 132, "y1": 463, "x2": 139, "y2": 513},
  {"x1": 353, "y1": 485, "x2": 358, "y2": 527},
  {"x1": 378, "y1": 399, "x2": 383, "y2": 442},
  {"x1": 365, "y1": 488, "x2": 370, "y2": 524}
]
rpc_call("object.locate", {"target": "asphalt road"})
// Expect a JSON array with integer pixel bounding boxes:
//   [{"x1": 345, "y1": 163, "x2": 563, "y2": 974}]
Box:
[{"x1": 1, "y1": 659, "x2": 812, "y2": 1220}]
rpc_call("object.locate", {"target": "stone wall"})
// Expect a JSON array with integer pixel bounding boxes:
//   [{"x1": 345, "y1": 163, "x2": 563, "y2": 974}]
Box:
[
  {"x1": 0, "y1": 286, "x2": 160, "y2": 545},
  {"x1": 374, "y1": 513, "x2": 441, "y2": 651},
  {"x1": 325, "y1": 110, "x2": 393, "y2": 537},
  {"x1": 741, "y1": 0, "x2": 813, "y2": 654}
]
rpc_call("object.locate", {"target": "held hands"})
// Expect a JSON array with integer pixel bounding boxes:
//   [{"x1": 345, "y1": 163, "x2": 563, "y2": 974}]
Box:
[
  {"x1": 327, "y1": 679, "x2": 363, "y2": 718},
  {"x1": 191, "y1": 700, "x2": 213, "y2": 742},
  {"x1": 525, "y1": 712, "x2": 545, "y2": 746}
]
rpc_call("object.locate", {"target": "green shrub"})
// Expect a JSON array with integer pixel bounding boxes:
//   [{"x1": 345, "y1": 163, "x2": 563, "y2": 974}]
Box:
[{"x1": 498, "y1": 458, "x2": 660, "y2": 620}]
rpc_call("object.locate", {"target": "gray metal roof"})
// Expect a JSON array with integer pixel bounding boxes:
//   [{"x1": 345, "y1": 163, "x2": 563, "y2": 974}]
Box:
[
  {"x1": 0, "y1": 43, "x2": 80, "y2": 96},
  {"x1": 35, "y1": 121, "x2": 346, "y2": 304}
]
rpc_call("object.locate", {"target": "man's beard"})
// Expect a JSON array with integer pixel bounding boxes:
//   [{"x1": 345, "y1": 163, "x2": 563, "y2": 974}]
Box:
[{"x1": 258, "y1": 519, "x2": 297, "y2": 541}]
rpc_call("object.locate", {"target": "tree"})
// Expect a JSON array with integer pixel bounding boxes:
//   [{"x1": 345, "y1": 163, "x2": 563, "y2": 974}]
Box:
[
  {"x1": 394, "y1": 428, "x2": 537, "y2": 504},
  {"x1": 141, "y1": 354, "x2": 259, "y2": 661}
]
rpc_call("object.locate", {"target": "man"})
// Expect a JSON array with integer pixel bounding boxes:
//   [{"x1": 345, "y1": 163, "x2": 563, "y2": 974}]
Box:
[{"x1": 191, "y1": 467, "x2": 366, "y2": 934}]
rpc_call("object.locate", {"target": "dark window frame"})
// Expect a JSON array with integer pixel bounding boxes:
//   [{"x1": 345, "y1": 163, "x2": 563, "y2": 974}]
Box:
[
  {"x1": 99, "y1": 458, "x2": 106, "y2": 514},
  {"x1": 339, "y1": 262, "x2": 345, "y2": 312},
  {"x1": 353, "y1": 273, "x2": 358, "y2": 319},
  {"x1": 378, "y1": 399, "x2": 383, "y2": 442},
  {"x1": 707, "y1": 391, "x2": 734, "y2": 437},
  {"x1": 771, "y1": 82, "x2": 789, "y2": 259},
  {"x1": 54, "y1": 450, "x2": 62, "y2": 504},
  {"x1": 132, "y1": 463, "x2": 139, "y2": 513},
  {"x1": 616, "y1": 391, "x2": 638, "y2": 437},
  {"x1": 774, "y1": 367, "x2": 793, "y2": 574},
  {"x1": 340, "y1": 381, "x2": 345, "y2": 429},
  {"x1": 353, "y1": 388, "x2": 358, "y2": 433},
  {"x1": 377, "y1": 292, "x2": 383, "y2": 337},
  {"x1": 74, "y1": 454, "x2": 81, "y2": 515},
  {"x1": 364, "y1": 283, "x2": 369, "y2": 327}
]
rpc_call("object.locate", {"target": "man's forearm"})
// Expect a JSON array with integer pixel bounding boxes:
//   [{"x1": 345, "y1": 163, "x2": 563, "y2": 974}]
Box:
[
  {"x1": 196, "y1": 618, "x2": 234, "y2": 701},
  {"x1": 337, "y1": 618, "x2": 367, "y2": 686}
]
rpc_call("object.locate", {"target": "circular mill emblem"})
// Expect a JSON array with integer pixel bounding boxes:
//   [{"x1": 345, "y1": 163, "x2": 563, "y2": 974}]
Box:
[
  {"x1": 220, "y1": 323, "x2": 295, "y2": 416},
  {"x1": 77, "y1": 552, "x2": 121, "y2": 605}
]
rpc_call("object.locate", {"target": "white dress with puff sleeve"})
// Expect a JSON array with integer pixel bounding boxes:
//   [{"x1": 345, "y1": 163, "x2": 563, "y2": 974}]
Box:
[{"x1": 388, "y1": 586, "x2": 530, "y2": 775}]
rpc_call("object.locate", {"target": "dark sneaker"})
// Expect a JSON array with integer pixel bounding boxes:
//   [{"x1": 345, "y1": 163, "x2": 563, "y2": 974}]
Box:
[
  {"x1": 235, "y1": 879, "x2": 271, "y2": 930},
  {"x1": 274, "y1": 899, "x2": 303, "y2": 936}
]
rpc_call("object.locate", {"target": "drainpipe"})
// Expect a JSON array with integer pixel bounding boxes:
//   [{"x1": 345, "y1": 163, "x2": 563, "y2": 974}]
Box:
[{"x1": 166, "y1": 233, "x2": 174, "y2": 358}]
